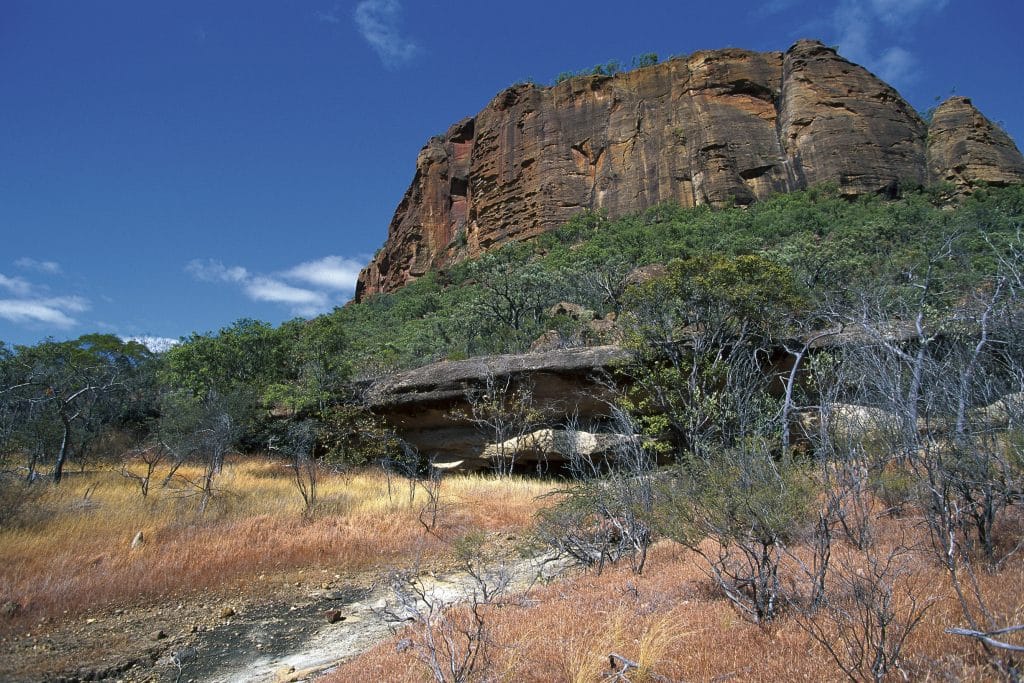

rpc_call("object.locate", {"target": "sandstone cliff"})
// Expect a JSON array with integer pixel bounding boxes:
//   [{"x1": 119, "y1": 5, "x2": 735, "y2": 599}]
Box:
[
  {"x1": 356, "y1": 40, "x2": 1024, "y2": 299},
  {"x1": 927, "y1": 96, "x2": 1024, "y2": 190}
]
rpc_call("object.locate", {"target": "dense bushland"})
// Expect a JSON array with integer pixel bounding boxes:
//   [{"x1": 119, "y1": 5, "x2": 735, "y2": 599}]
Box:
[{"x1": 3, "y1": 185, "x2": 1023, "y2": 498}]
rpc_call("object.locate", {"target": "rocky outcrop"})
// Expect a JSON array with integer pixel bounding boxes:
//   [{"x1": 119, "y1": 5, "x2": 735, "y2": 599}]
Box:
[
  {"x1": 356, "y1": 39, "x2": 1024, "y2": 299},
  {"x1": 481, "y1": 428, "x2": 639, "y2": 467},
  {"x1": 366, "y1": 345, "x2": 630, "y2": 469},
  {"x1": 927, "y1": 97, "x2": 1024, "y2": 190},
  {"x1": 778, "y1": 40, "x2": 927, "y2": 196},
  {"x1": 972, "y1": 392, "x2": 1024, "y2": 429}
]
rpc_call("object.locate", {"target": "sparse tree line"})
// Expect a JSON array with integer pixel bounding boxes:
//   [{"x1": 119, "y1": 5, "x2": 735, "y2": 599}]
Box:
[
  {"x1": 0, "y1": 316, "x2": 394, "y2": 520},
  {"x1": 552, "y1": 52, "x2": 659, "y2": 85}
]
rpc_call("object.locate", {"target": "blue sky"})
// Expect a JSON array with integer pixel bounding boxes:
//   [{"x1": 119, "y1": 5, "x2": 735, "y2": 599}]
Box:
[{"x1": 2, "y1": 0, "x2": 1022, "y2": 348}]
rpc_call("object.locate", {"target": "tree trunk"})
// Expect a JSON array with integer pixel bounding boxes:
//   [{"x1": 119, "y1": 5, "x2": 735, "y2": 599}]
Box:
[{"x1": 52, "y1": 415, "x2": 71, "y2": 484}]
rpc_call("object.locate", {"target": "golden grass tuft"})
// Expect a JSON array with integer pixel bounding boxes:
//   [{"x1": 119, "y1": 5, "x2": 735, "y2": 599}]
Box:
[
  {"x1": 327, "y1": 515, "x2": 1024, "y2": 682},
  {"x1": 5, "y1": 460, "x2": 1022, "y2": 681},
  {"x1": 0, "y1": 458, "x2": 553, "y2": 631}
]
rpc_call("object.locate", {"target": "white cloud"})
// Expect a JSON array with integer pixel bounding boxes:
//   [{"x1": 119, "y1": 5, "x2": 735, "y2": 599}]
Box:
[
  {"x1": 831, "y1": 0, "x2": 948, "y2": 87},
  {"x1": 0, "y1": 296, "x2": 89, "y2": 328},
  {"x1": 14, "y1": 258, "x2": 62, "y2": 275},
  {"x1": 185, "y1": 259, "x2": 249, "y2": 283},
  {"x1": 0, "y1": 265, "x2": 89, "y2": 330},
  {"x1": 186, "y1": 254, "x2": 366, "y2": 317},
  {"x1": 121, "y1": 335, "x2": 180, "y2": 353},
  {"x1": 0, "y1": 273, "x2": 32, "y2": 297},
  {"x1": 246, "y1": 277, "x2": 328, "y2": 306},
  {"x1": 869, "y1": 0, "x2": 949, "y2": 27},
  {"x1": 354, "y1": 0, "x2": 418, "y2": 68},
  {"x1": 875, "y1": 46, "x2": 916, "y2": 85},
  {"x1": 284, "y1": 256, "x2": 363, "y2": 291}
]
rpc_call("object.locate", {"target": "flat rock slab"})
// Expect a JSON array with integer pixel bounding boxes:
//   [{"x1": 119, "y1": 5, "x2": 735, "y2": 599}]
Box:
[{"x1": 183, "y1": 555, "x2": 570, "y2": 683}]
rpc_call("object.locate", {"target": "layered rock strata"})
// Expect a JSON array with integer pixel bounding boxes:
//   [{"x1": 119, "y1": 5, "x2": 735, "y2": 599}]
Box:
[
  {"x1": 366, "y1": 345, "x2": 629, "y2": 470},
  {"x1": 356, "y1": 40, "x2": 1024, "y2": 299},
  {"x1": 927, "y1": 96, "x2": 1024, "y2": 190}
]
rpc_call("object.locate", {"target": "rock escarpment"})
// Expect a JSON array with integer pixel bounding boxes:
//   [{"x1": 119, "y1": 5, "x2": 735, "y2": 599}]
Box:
[
  {"x1": 366, "y1": 345, "x2": 629, "y2": 470},
  {"x1": 356, "y1": 39, "x2": 1024, "y2": 299},
  {"x1": 926, "y1": 96, "x2": 1024, "y2": 191}
]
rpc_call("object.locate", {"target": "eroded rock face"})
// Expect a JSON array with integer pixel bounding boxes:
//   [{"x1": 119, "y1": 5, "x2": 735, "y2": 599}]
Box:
[
  {"x1": 356, "y1": 40, "x2": 1024, "y2": 299},
  {"x1": 366, "y1": 346, "x2": 629, "y2": 469},
  {"x1": 927, "y1": 97, "x2": 1024, "y2": 190},
  {"x1": 778, "y1": 40, "x2": 927, "y2": 196},
  {"x1": 481, "y1": 429, "x2": 639, "y2": 467}
]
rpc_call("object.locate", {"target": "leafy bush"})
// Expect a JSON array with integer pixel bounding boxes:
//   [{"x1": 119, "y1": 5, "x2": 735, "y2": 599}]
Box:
[
  {"x1": 632, "y1": 53, "x2": 658, "y2": 68},
  {"x1": 657, "y1": 445, "x2": 818, "y2": 623}
]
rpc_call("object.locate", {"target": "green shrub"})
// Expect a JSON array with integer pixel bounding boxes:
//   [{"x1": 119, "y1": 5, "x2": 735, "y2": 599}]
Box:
[
  {"x1": 869, "y1": 465, "x2": 920, "y2": 515},
  {"x1": 632, "y1": 53, "x2": 658, "y2": 68}
]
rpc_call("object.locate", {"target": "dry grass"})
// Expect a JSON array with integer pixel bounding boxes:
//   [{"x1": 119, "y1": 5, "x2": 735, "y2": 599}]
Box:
[
  {"x1": 0, "y1": 458, "x2": 553, "y2": 632},
  {"x1": 328, "y1": 514, "x2": 1024, "y2": 682},
  {"x1": 5, "y1": 459, "x2": 1022, "y2": 680}
]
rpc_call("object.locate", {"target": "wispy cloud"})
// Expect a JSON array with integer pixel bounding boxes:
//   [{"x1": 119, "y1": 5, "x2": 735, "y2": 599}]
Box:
[
  {"x1": 284, "y1": 256, "x2": 363, "y2": 291},
  {"x1": 0, "y1": 273, "x2": 32, "y2": 297},
  {"x1": 874, "y1": 46, "x2": 916, "y2": 85},
  {"x1": 14, "y1": 258, "x2": 62, "y2": 275},
  {"x1": 354, "y1": 0, "x2": 418, "y2": 68},
  {"x1": 833, "y1": 1, "x2": 872, "y2": 64},
  {"x1": 869, "y1": 0, "x2": 949, "y2": 27},
  {"x1": 0, "y1": 263, "x2": 89, "y2": 329},
  {"x1": 185, "y1": 259, "x2": 249, "y2": 284},
  {"x1": 245, "y1": 277, "x2": 329, "y2": 317},
  {"x1": 831, "y1": 0, "x2": 949, "y2": 87},
  {"x1": 0, "y1": 296, "x2": 88, "y2": 328},
  {"x1": 186, "y1": 255, "x2": 366, "y2": 317}
]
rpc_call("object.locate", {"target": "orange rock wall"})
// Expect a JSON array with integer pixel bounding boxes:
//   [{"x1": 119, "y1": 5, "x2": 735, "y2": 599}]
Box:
[{"x1": 356, "y1": 40, "x2": 1024, "y2": 299}]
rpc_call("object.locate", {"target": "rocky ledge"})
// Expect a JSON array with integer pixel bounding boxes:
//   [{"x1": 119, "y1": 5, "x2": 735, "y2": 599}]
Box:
[{"x1": 367, "y1": 346, "x2": 630, "y2": 469}]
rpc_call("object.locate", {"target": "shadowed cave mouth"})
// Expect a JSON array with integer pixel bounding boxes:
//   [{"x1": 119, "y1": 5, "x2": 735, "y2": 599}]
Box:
[{"x1": 450, "y1": 176, "x2": 468, "y2": 197}]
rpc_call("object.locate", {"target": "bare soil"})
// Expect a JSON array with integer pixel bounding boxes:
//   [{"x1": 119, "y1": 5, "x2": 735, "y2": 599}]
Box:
[
  {"x1": 0, "y1": 569, "x2": 369, "y2": 682},
  {"x1": 0, "y1": 551, "x2": 568, "y2": 683}
]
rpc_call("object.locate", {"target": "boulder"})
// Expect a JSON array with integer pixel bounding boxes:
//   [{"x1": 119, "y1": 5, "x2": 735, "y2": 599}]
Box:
[
  {"x1": 529, "y1": 330, "x2": 563, "y2": 353},
  {"x1": 623, "y1": 264, "x2": 668, "y2": 289},
  {"x1": 801, "y1": 403, "x2": 902, "y2": 445},
  {"x1": 588, "y1": 316, "x2": 620, "y2": 341},
  {"x1": 547, "y1": 302, "x2": 595, "y2": 321},
  {"x1": 481, "y1": 428, "x2": 639, "y2": 465},
  {"x1": 972, "y1": 392, "x2": 1024, "y2": 429}
]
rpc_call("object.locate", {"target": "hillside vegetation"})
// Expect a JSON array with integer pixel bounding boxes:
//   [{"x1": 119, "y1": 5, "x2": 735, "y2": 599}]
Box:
[
  {"x1": 3, "y1": 185, "x2": 1021, "y2": 480},
  {"x1": 339, "y1": 184, "x2": 1024, "y2": 371},
  {"x1": 3, "y1": 185, "x2": 1024, "y2": 680}
]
